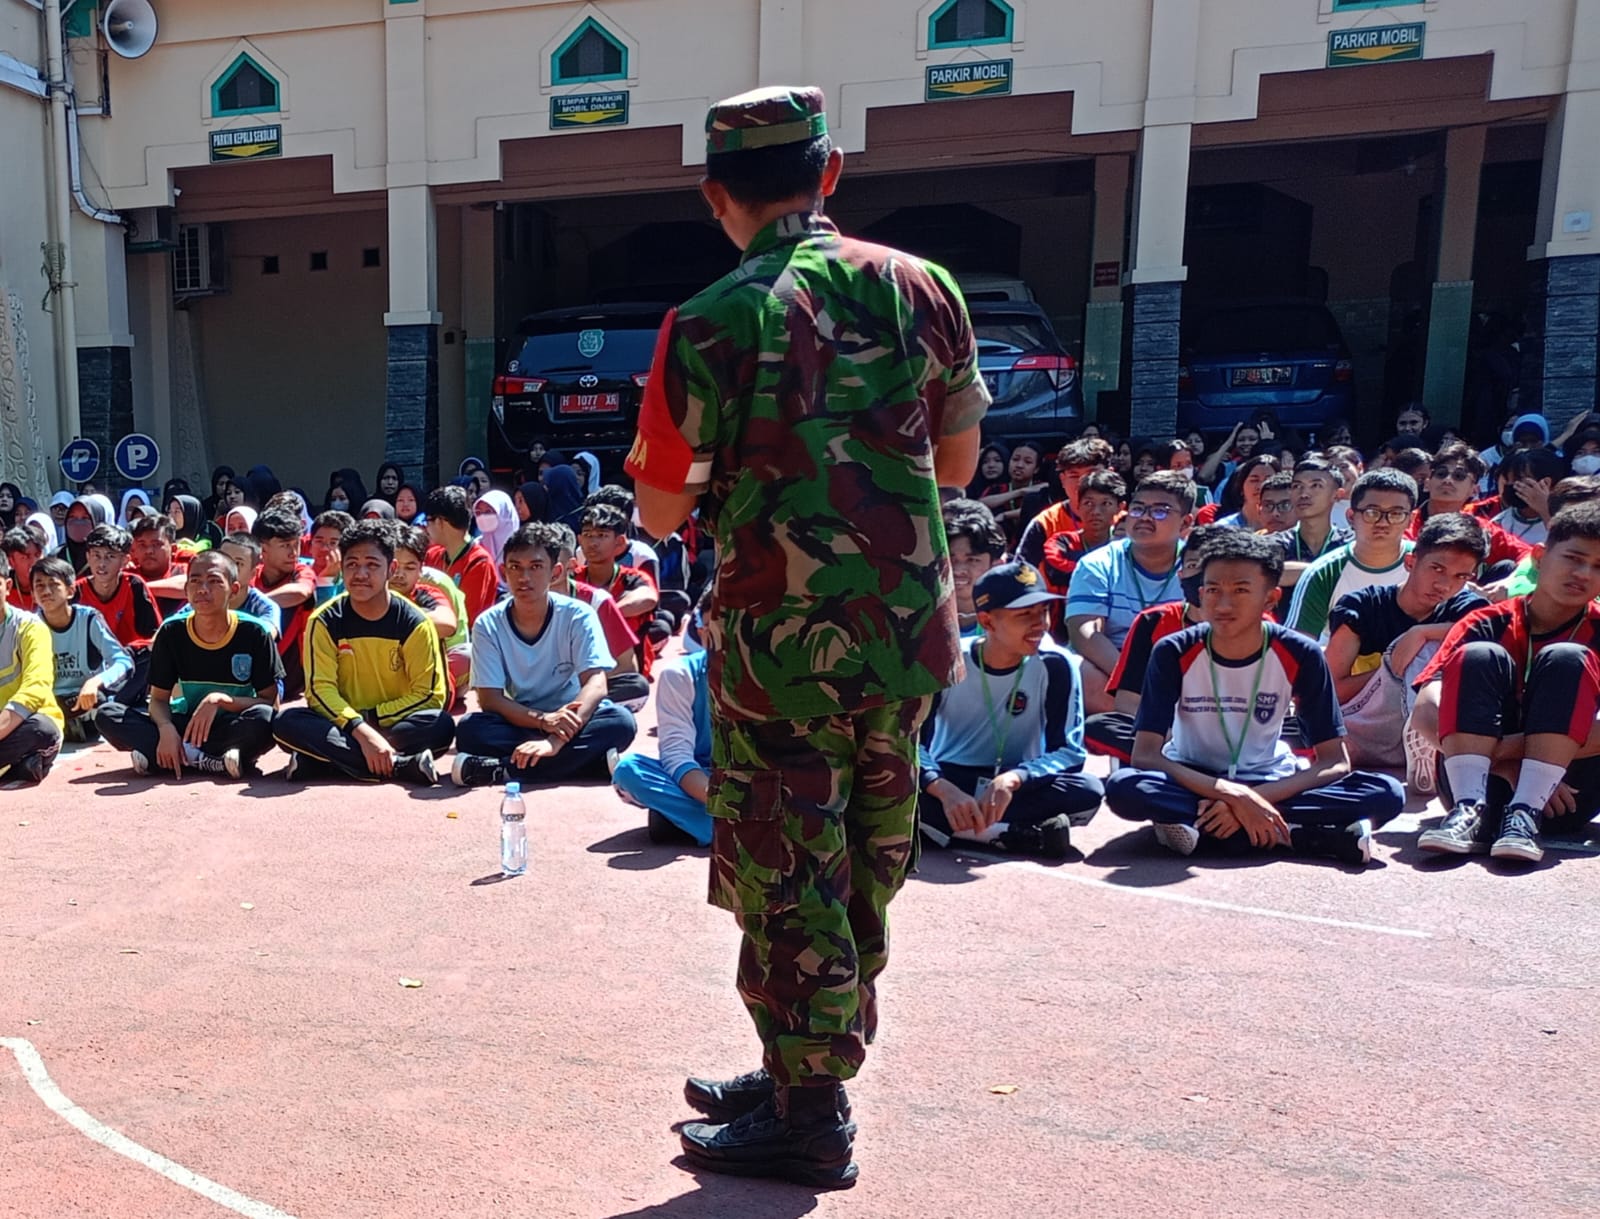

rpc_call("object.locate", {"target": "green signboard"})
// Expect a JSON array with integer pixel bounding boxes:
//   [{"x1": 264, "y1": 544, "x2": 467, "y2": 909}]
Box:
[
  {"x1": 550, "y1": 91, "x2": 630, "y2": 130},
  {"x1": 925, "y1": 59, "x2": 1013, "y2": 102},
  {"x1": 1327, "y1": 23, "x2": 1425, "y2": 67},
  {"x1": 209, "y1": 125, "x2": 283, "y2": 163}
]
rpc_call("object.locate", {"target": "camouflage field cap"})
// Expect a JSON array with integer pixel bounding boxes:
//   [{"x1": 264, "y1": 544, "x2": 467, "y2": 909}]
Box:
[{"x1": 705, "y1": 86, "x2": 828, "y2": 156}]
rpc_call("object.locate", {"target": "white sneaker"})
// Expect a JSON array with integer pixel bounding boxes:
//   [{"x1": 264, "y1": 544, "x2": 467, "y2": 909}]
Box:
[
  {"x1": 130, "y1": 750, "x2": 150, "y2": 776},
  {"x1": 1152, "y1": 822, "x2": 1201, "y2": 857},
  {"x1": 1404, "y1": 723, "x2": 1437, "y2": 796}
]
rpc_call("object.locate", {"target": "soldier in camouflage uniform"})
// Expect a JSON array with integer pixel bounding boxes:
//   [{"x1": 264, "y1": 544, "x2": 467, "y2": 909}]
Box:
[{"x1": 627, "y1": 85, "x2": 989, "y2": 1188}]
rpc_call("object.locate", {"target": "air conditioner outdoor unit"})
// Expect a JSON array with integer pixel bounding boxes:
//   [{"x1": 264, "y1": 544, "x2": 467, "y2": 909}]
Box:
[
  {"x1": 125, "y1": 206, "x2": 177, "y2": 253},
  {"x1": 173, "y1": 222, "x2": 227, "y2": 297}
]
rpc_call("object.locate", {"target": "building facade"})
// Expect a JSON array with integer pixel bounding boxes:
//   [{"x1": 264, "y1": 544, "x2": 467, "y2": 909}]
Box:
[{"x1": 2, "y1": 0, "x2": 1596, "y2": 495}]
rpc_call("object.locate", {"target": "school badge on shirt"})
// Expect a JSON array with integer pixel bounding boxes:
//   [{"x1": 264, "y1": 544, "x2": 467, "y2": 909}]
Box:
[
  {"x1": 231, "y1": 653, "x2": 253, "y2": 682},
  {"x1": 1253, "y1": 692, "x2": 1279, "y2": 724}
]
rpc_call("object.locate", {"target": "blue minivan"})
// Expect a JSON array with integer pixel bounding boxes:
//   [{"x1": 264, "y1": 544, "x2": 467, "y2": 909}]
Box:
[{"x1": 1177, "y1": 300, "x2": 1355, "y2": 432}]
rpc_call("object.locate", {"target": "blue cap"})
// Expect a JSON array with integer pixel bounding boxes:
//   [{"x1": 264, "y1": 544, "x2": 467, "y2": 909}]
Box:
[
  {"x1": 504, "y1": 781, "x2": 521, "y2": 796},
  {"x1": 973, "y1": 560, "x2": 1065, "y2": 612}
]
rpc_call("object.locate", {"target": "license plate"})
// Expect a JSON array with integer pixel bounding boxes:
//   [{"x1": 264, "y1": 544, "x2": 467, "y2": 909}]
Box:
[
  {"x1": 557, "y1": 392, "x2": 620, "y2": 415},
  {"x1": 1231, "y1": 365, "x2": 1293, "y2": 387}
]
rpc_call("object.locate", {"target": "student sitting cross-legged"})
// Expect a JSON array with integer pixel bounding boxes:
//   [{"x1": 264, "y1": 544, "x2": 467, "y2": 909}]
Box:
[
  {"x1": 29, "y1": 556, "x2": 133, "y2": 741},
  {"x1": 612, "y1": 647, "x2": 713, "y2": 845},
  {"x1": 1411, "y1": 501, "x2": 1600, "y2": 864},
  {"x1": 95, "y1": 550, "x2": 281, "y2": 779},
  {"x1": 0, "y1": 549, "x2": 63, "y2": 784},
  {"x1": 1105, "y1": 531, "x2": 1404, "y2": 866},
  {"x1": 273, "y1": 521, "x2": 452, "y2": 787},
  {"x1": 452, "y1": 522, "x2": 638, "y2": 788},
  {"x1": 918, "y1": 561, "x2": 1105, "y2": 860}
]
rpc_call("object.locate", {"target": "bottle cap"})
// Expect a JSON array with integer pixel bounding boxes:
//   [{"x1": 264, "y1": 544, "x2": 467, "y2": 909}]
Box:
[{"x1": 504, "y1": 781, "x2": 521, "y2": 796}]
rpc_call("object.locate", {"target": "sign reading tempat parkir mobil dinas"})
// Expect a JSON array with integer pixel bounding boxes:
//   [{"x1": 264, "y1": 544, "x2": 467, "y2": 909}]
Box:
[
  {"x1": 550, "y1": 91, "x2": 630, "y2": 130},
  {"x1": 926, "y1": 59, "x2": 1014, "y2": 102},
  {"x1": 209, "y1": 125, "x2": 283, "y2": 163},
  {"x1": 1327, "y1": 23, "x2": 1425, "y2": 68}
]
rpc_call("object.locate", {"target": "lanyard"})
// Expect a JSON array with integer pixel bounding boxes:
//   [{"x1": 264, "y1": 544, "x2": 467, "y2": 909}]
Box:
[
  {"x1": 977, "y1": 645, "x2": 1028, "y2": 776},
  {"x1": 1521, "y1": 601, "x2": 1584, "y2": 688},
  {"x1": 1205, "y1": 625, "x2": 1269, "y2": 781},
  {"x1": 1128, "y1": 547, "x2": 1180, "y2": 612}
]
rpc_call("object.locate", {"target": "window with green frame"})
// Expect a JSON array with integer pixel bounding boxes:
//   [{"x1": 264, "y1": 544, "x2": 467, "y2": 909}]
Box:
[
  {"x1": 552, "y1": 18, "x2": 628, "y2": 85},
  {"x1": 212, "y1": 56, "x2": 280, "y2": 117},
  {"x1": 928, "y1": 0, "x2": 1013, "y2": 49}
]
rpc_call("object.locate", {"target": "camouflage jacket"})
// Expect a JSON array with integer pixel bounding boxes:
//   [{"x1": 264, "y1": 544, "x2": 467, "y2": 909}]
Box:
[{"x1": 626, "y1": 211, "x2": 989, "y2": 721}]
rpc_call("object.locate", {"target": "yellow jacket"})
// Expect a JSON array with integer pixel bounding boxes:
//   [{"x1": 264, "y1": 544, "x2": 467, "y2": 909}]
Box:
[
  {"x1": 0, "y1": 607, "x2": 64, "y2": 731},
  {"x1": 302, "y1": 593, "x2": 446, "y2": 729}
]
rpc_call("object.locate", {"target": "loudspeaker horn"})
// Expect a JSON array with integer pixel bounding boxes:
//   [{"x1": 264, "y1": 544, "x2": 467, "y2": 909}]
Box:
[{"x1": 101, "y1": 0, "x2": 158, "y2": 60}]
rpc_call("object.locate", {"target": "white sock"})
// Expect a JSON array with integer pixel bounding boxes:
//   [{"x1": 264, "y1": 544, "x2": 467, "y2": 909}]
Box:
[
  {"x1": 1510, "y1": 759, "x2": 1567, "y2": 813},
  {"x1": 1442, "y1": 754, "x2": 1490, "y2": 806}
]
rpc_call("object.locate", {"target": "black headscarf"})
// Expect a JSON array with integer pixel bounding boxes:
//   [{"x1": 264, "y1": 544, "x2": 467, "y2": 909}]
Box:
[
  {"x1": 325, "y1": 469, "x2": 369, "y2": 513},
  {"x1": 169, "y1": 492, "x2": 222, "y2": 548},
  {"x1": 0, "y1": 482, "x2": 22, "y2": 529},
  {"x1": 515, "y1": 479, "x2": 551, "y2": 524},
  {"x1": 161, "y1": 477, "x2": 192, "y2": 506},
  {"x1": 201, "y1": 465, "x2": 236, "y2": 522},
  {"x1": 541, "y1": 464, "x2": 585, "y2": 530},
  {"x1": 239, "y1": 464, "x2": 282, "y2": 508},
  {"x1": 395, "y1": 484, "x2": 424, "y2": 524},
  {"x1": 374, "y1": 463, "x2": 405, "y2": 504}
]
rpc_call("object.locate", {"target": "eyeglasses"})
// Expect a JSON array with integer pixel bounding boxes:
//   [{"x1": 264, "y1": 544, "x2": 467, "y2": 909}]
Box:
[
  {"x1": 1431, "y1": 466, "x2": 1475, "y2": 482},
  {"x1": 1356, "y1": 506, "x2": 1411, "y2": 525},
  {"x1": 1261, "y1": 499, "x2": 1295, "y2": 513},
  {"x1": 1126, "y1": 502, "x2": 1177, "y2": 521}
]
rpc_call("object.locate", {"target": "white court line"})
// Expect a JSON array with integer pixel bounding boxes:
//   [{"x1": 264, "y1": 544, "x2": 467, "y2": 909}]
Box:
[
  {"x1": 997, "y1": 861, "x2": 1432, "y2": 939},
  {"x1": 1, "y1": 1037, "x2": 297, "y2": 1219}
]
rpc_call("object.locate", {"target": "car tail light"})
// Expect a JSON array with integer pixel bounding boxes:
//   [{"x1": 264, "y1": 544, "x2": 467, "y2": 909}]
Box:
[
  {"x1": 1012, "y1": 354, "x2": 1077, "y2": 391},
  {"x1": 1332, "y1": 359, "x2": 1353, "y2": 383},
  {"x1": 1178, "y1": 364, "x2": 1193, "y2": 393},
  {"x1": 632, "y1": 373, "x2": 650, "y2": 388},
  {"x1": 492, "y1": 375, "x2": 547, "y2": 395}
]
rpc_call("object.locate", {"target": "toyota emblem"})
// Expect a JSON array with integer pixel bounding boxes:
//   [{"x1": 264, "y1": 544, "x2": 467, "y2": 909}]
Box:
[{"x1": 579, "y1": 374, "x2": 600, "y2": 389}]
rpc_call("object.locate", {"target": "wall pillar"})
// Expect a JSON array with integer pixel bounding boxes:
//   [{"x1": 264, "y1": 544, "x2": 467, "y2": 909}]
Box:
[
  {"x1": 461, "y1": 205, "x2": 497, "y2": 476},
  {"x1": 1421, "y1": 125, "x2": 1486, "y2": 425},
  {"x1": 1521, "y1": 83, "x2": 1600, "y2": 423},
  {"x1": 1126, "y1": 122, "x2": 1192, "y2": 440},
  {"x1": 1082, "y1": 154, "x2": 1129, "y2": 421},
  {"x1": 71, "y1": 215, "x2": 135, "y2": 489}
]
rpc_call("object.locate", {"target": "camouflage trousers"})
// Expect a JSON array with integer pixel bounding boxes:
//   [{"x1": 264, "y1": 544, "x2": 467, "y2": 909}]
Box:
[{"x1": 708, "y1": 696, "x2": 932, "y2": 1086}]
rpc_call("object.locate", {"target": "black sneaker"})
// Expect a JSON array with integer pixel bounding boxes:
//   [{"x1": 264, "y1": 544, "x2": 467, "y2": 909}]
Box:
[
  {"x1": 1419, "y1": 800, "x2": 1491, "y2": 855},
  {"x1": 997, "y1": 814, "x2": 1072, "y2": 860},
  {"x1": 1290, "y1": 818, "x2": 1372, "y2": 866},
  {"x1": 394, "y1": 750, "x2": 438, "y2": 787},
  {"x1": 684, "y1": 1067, "x2": 852, "y2": 1125},
  {"x1": 16, "y1": 752, "x2": 50, "y2": 785},
  {"x1": 679, "y1": 1087, "x2": 857, "y2": 1190},
  {"x1": 647, "y1": 807, "x2": 698, "y2": 845},
  {"x1": 1490, "y1": 803, "x2": 1544, "y2": 864},
  {"x1": 451, "y1": 753, "x2": 508, "y2": 788}
]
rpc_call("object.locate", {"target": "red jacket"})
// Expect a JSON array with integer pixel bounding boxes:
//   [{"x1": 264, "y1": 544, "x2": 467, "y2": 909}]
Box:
[{"x1": 427, "y1": 540, "x2": 499, "y2": 627}]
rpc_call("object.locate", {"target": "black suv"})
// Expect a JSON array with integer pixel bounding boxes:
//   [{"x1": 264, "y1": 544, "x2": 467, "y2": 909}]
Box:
[{"x1": 488, "y1": 303, "x2": 671, "y2": 478}]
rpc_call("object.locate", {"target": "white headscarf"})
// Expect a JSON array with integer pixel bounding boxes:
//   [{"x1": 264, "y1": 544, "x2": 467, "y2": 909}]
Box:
[
  {"x1": 117, "y1": 488, "x2": 154, "y2": 527},
  {"x1": 222, "y1": 506, "x2": 258, "y2": 535},
  {"x1": 472, "y1": 490, "x2": 518, "y2": 563},
  {"x1": 573, "y1": 451, "x2": 602, "y2": 497}
]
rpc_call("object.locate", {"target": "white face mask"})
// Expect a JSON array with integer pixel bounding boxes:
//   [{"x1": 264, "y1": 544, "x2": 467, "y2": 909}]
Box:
[
  {"x1": 475, "y1": 512, "x2": 501, "y2": 534},
  {"x1": 1573, "y1": 455, "x2": 1600, "y2": 476},
  {"x1": 1501, "y1": 428, "x2": 1515, "y2": 448},
  {"x1": 1175, "y1": 466, "x2": 1195, "y2": 480}
]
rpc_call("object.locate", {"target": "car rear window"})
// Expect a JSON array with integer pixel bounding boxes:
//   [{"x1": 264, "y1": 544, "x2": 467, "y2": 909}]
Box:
[
  {"x1": 1188, "y1": 306, "x2": 1342, "y2": 354},
  {"x1": 511, "y1": 320, "x2": 662, "y2": 375},
  {"x1": 973, "y1": 314, "x2": 1054, "y2": 354}
]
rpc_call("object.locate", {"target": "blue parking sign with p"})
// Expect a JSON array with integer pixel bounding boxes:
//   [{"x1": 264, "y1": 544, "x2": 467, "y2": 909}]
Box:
[
  {"x1": 59, "y1": 438, "x2": 100, "y2": 484},
  {"x1": 115, "y1": 432, "x2": 161, "y2": 481}
]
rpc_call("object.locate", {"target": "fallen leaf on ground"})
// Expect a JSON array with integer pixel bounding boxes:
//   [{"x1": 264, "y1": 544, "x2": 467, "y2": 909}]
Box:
[
  {"x1": 118, "y1": 948, "x2": 140, "y2": 955},
  {"x1": 17, "y1": 821, "x2": 28, "y2": 827},
  {"x1": 989, "y1": 1084, "x2": 1018, "y2": 1095},
  {"x1": 25, "y1": 1020, "x2": 41, "y2": 1026},
  {"x1": 1541, "y1": 1028, "x2": 1557, "y2": 1035},
  {"x1": 398, "y1": 977, "x2": 424, "y2": 989},
  {"x1": 240, "y1": 902, "x2": 254, "y2": 910},
  {"x1": 1183, "y1": 1093, "x2": 1210, "y2": 1103},
  {"x1": 66, "y1": 899, "x2": 77, "y2": 906},
  {"x1": 446, "y1": 811, "x2": 459, "y2": 819}
]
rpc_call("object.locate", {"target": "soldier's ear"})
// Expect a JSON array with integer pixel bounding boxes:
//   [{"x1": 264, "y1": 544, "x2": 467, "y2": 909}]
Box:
[{"x1": 820, "y1": 147, "x2": 846, "y2": 197}]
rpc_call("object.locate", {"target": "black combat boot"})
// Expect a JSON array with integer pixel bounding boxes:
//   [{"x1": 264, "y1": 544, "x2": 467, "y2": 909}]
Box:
[
  {"x1": 684, "y1": 1067, "x2": 851, "y2": 1123},
  {"x1": 679, "y1": 1082, "x2": 857, "y2": 1189}
]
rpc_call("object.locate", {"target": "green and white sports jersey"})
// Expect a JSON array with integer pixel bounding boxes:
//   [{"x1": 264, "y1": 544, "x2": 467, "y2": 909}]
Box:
[{"x1": 1285, "y1": 542, "x2": 1411, "y2": 643}]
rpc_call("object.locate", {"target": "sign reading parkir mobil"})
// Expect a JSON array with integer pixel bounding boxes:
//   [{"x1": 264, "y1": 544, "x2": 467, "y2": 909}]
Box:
[
  {"x1": 1327, "y1": 23, "x2": 1425, "y2": 68},
  {"x1": 209, "y1": 125, "x2": 283, "y2": 163},
  {"x1": 550, "y1": 91, "x2": 630, "y2": 130},
  {"x1": 926, "y1": 59, "x2": 1013, "y2": 102}
]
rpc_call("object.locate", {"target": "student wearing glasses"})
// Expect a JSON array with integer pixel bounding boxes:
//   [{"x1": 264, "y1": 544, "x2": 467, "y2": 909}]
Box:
[
  {"x1": 1254, "y1": 472, "x2": 1299, "y2": 536},
  {"x1": 1065, "y1": 471, "x2": 1194, "y2": 714},
  {"x1": 1404, "y1": 442, "x2": 1533, "y2": 576},
  {"x1": 1285, "y1": 469, "x2": 1418, "y2": 643}
]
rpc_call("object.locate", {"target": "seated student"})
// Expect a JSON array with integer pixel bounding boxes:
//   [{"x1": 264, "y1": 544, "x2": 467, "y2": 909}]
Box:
[
  {"x1": 613, "y1": 647, "x2": 714, "y2": 846},
  {"x1": 452, "y1": 522, "x2": 638, "y2": 788},
  {"x1": 128, "y1": 515, "x2": 189, "y2": 619},
  {"x1": 1268, "y1": 457, "x2": 1350, "y2": 583},
  {"x1": 1040, "y1": 469, "x2": 1125, "y2": 600},
  {"x1": 74, "y1": 523, "x2": 159, "y2": 706},
  {"x1": 424, "y1": 485, "x2": 499, "y2": 628},
  {"x1": 29, "y1": 556, "x2": 133, "y2": 741},
  {"x1": 919, "y1": 561, "x2": 1104, "y2": 859},
  {"x1": 1016, "y1": 437, "x2": 1114, "y2": 566},
  {"x1": 273, "y1": 521, "x2": 452, "y2": 787},
  {"x1": 203, "y1": 533, "x2": 283, "y2": 636},
  {"x1": 1322, "y1": 445, "x2": 1363, "y2": 532},
  {"x1": 1496, "y1": 474, "x2": 1600, "y2": 600},
  {"x1": 1488, "y1": 445, "x2": 1563, "y2": 546},
  {"x1": 943, "y1": 498, "x2": 1006, "y2": 638},
  {"x1": 552, "y1": 528, "x2": 650, "y2": 710},
  {"x1": 1285, "y1": 469, "x2": 1417, "y2": 643},
  {"x1": 1412, "y1": 502, "x2": 1600, "y2": 863},
  {"x1": 95, "y1": 551, "x2": 281, "y2": 779},
  {"x1": 1405, "y1": 443, "x2": 1531, "y2": 579},
  {"x1": 1104, "y1": 532, "x2": 1404, "y2": 865},
  {"x1": 1065, "y1": 470, "x2": 1194, "y2": 715},
  {"x1": 308, "y1": 510, "x2": 354, "y2": 606},
  {"x1": 1083, "y1": 523, "x2": 1234, "y2": 761},
  {"x1": 1255, "y1": 472, "x2": 1299, "y2": 537},
  {"x1": 575, "y1": 503, "x2": 660, "y2": 676},
  {"x1": 252, "y1": 509, "x2": 318, "y2": 700},
  {"x1": 2, "y1": 527, "x2": 41, "y2": 612},
  {"x1": 389, "y1": 523, "x2": 471, "y2": 701},
  {"x1": 0, "y1": 551, "x2": 63, "y2": 783},
  {"x1": 1324, "y1": 514, "x2": 1488, "y2": 777}
]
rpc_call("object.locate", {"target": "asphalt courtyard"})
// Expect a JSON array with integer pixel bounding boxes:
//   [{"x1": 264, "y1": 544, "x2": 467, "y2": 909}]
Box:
[{"x1": 4, "y1": 695, "x2": 1599, "y2": 1219}]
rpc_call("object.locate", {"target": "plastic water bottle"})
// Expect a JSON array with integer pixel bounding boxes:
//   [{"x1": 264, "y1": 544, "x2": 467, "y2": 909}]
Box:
[{"x1": 500, "y1": 782, "x2": 527, "y2": 876}]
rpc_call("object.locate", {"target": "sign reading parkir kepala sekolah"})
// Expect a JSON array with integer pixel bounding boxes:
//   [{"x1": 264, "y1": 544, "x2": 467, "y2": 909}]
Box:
[
  {"x1": 1327, "y1": 23, "x2": 1424, "y2": 68},
  {"x1": 925, "y1": 59, "x2": 1013, "y2": 101},
  {"x1": 550, "y1": 91, "x2": 630, "y2": 130},
  {"x1": 209, "y1": 125, "x2": 283, "y2": 163}
]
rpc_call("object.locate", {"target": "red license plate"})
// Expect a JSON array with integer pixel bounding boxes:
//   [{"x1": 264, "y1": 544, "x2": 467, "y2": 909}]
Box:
[{"x1": 557, "y1": 392, "x2": 620, "y2": 415}]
